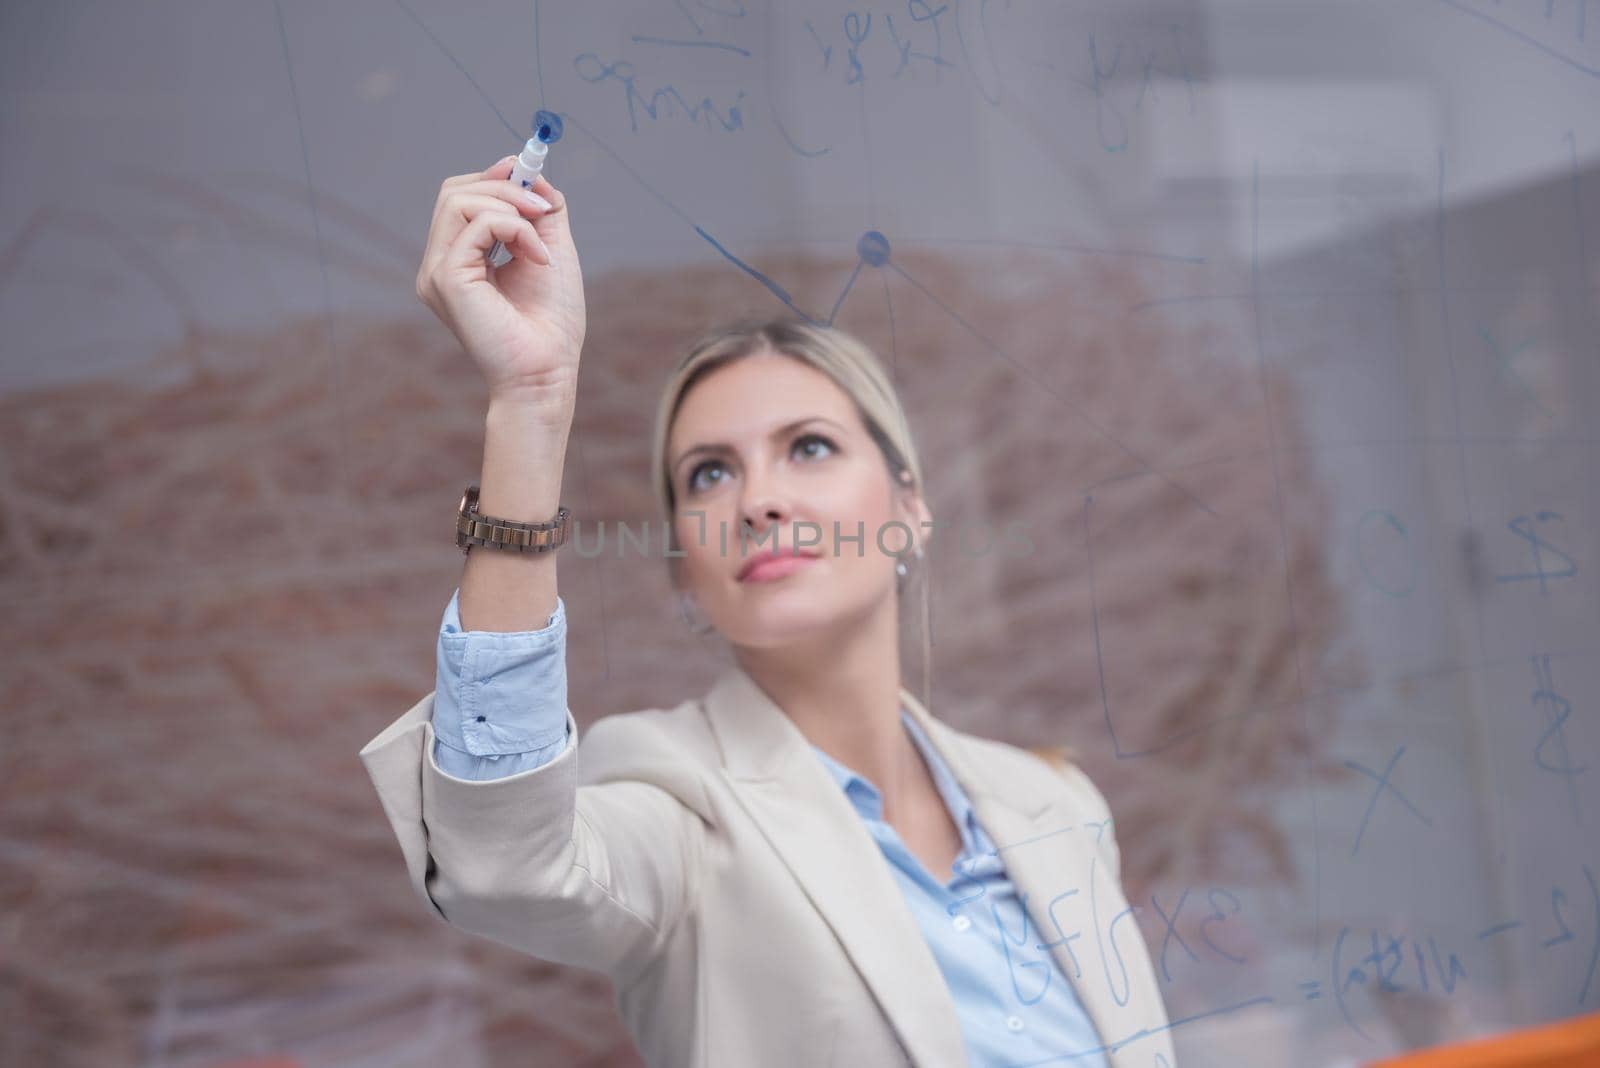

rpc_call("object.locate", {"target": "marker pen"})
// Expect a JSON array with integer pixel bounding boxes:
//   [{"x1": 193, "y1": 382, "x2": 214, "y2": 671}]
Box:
[{"x1": 487, "y1": 133, "x2": 551, "y2": 268}]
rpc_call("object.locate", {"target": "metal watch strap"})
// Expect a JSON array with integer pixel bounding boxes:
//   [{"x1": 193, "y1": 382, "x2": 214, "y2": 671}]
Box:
[{"x1": 455, "y1": 484, "x2": 571, "y2": 554}]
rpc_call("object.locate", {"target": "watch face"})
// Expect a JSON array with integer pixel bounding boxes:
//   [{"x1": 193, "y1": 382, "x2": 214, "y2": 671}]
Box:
[{"x1": 458, "y1": 487, "x2": 477, "y2": 514}]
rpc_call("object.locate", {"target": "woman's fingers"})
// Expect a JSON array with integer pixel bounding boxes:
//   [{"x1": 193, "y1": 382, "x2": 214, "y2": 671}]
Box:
[
  {"x1": 422, "y1": 189, "x2": 552, "y2": 276},
  {"x1": 427, "y1": 157, "x2": 518, "y2": 232},
  {"x1": 443, "y1": 190, "x2": 548, "y2": 226},
  {"x1": 442, "y1": 211, "x2": 551, "y2": 274},
  {"x1": 415, "y1": 156, "x2": 559, "y2": 308},
  {"x1": 527, "y1": 174, "x2": 564, "y2": 209},
  {"x1": 449, "y1": 180, "x2": 555, "y2": 216},
  {"x1": 427, "y1": 181, "x2": 552, "y2": 251},
  {"x1": 421, "y1": 192, "x2": 510, "y2": 280}
]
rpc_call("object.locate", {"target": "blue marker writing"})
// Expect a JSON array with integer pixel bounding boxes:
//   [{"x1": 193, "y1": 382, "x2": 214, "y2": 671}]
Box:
[{"x1": 487, "y1": 120, "x2": 555, "y2": 268}]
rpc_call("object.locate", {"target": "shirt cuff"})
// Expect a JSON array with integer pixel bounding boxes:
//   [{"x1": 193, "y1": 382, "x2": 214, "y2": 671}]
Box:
[
  {"x1": 431, "y1": 724, "x2": 572, "y2": 781},
  {"x1": 434, "y1": 587, "x2": 569, "y2": 757}
]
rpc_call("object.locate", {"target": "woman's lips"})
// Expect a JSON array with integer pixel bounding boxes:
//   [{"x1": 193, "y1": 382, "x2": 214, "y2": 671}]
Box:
[{"x1": 739, "y1": 553, "x2": 821, "y2": 583}]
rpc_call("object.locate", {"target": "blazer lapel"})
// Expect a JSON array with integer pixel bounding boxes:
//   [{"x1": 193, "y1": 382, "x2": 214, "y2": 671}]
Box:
[
  {"x1": 902, "y1": 696, "x2": 1176, "y2": 1068},
  {"x1": 702, "y1": 666, "x2": 969, "y2": 1068},
  {"x1": 700, "y1": 664, "x2": 1174, "y2": 1068}
]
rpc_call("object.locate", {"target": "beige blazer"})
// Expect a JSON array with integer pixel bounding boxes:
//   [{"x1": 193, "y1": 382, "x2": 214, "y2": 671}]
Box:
[{"x1": 358, "y1": 663, "x2": 1176, "y2": 1067}]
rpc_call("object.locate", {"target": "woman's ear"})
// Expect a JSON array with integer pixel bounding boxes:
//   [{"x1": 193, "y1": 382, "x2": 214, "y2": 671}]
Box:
[{"x1": 901, "y1": 491, "x2": 933, "y2": 553}]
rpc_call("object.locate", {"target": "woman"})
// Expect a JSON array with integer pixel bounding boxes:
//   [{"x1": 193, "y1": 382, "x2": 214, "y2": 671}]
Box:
[{"x1": 359, "y1": 154, "x2": 1176, "y2": 1067}]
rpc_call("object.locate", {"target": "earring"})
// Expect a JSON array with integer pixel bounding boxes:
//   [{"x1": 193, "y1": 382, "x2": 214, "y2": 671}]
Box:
[
  {"x1": 895, "y1": 543, "x2": 924, "y2": 591},
  {"x1": 677, "y1": 590, "x2": 715, "y2": 636}
]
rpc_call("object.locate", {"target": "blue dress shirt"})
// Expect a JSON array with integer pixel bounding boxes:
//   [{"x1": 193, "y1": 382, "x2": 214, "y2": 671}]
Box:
[{"x1": 431, "y1": 589, "x2": 1110, "y2": 1066}]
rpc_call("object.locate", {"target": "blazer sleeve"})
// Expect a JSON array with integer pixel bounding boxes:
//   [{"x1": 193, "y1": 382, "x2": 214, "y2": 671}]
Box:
[{"x1": 357, "y1": 691, "x2": 706, "y2": 988}]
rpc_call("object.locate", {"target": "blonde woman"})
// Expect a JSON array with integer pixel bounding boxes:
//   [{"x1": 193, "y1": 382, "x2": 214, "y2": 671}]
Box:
[{"x1": 359, "y1": 154, "x2": 1176, "y2": 1067}]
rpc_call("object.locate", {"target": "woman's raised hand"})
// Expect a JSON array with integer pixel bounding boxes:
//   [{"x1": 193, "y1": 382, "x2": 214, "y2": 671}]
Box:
[{"x1": 415, "y1": 156, "x2": 587, "y2": 417}]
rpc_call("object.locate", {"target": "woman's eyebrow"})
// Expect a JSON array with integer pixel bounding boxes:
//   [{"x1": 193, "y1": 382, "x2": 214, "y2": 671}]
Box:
[{"x1": 672, "y1": 416, "x2": 846, "y2": 476}]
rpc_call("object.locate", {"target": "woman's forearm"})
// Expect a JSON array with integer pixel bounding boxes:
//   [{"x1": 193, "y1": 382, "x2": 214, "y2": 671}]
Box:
[{"x1": 458, "y1": 392, "x2": 574, "y2": 633}]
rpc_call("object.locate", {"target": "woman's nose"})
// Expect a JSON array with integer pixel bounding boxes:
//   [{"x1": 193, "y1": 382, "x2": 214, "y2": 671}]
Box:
[
  {"x1": 739, "y1": 498, "x2": 785, "y2": 534},
  {"x1": 737, "y1": 471, "x2": 789, "y2": 537}
]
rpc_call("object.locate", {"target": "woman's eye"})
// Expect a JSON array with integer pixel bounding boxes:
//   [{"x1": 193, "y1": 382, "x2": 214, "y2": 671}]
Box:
[
  {"x1": 685, "y1": 434, "x2": 836, "y2": 494},
  {"x1": 686, "y1": 461, "x2": 725, "y2": 494},
  {"x1": 794, "y1": 433, "x2": 835, "y2": 460}
]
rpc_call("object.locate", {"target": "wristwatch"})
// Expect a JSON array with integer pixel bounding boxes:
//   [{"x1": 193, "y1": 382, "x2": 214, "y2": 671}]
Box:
[{"x1": 455, "y1": 484, "x2": 571, "y2": 554}]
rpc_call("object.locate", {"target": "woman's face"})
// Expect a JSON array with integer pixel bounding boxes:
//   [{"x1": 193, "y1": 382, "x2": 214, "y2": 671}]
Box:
[{"x1": 666, "y1": 351, "x2": 928, "y2": 648}]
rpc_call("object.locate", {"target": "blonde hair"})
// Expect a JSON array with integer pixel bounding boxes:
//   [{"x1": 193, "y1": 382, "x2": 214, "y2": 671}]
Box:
[{"x1": 648, "y1": 316, "x2": 935, "y2": 711}]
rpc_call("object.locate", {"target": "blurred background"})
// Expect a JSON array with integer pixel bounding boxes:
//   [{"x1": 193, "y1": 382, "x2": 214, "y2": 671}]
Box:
[{"x1": 1, "y1": 1, "x2": 1597, "y2": 1065}]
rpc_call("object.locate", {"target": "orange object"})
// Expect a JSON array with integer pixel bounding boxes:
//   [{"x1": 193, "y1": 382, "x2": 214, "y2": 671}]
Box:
[{"x1": 1365, "y1": 1011, "x2": 1600, "y2": 1067}]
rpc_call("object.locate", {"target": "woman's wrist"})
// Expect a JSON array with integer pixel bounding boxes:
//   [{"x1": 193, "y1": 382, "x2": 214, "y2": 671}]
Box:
[
  {"x1": 478, "y1": 398, "x2": 570, "y2": 520},
  {"x1": 486, "y1": 377, "x2": 576, "y2": 430}
]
